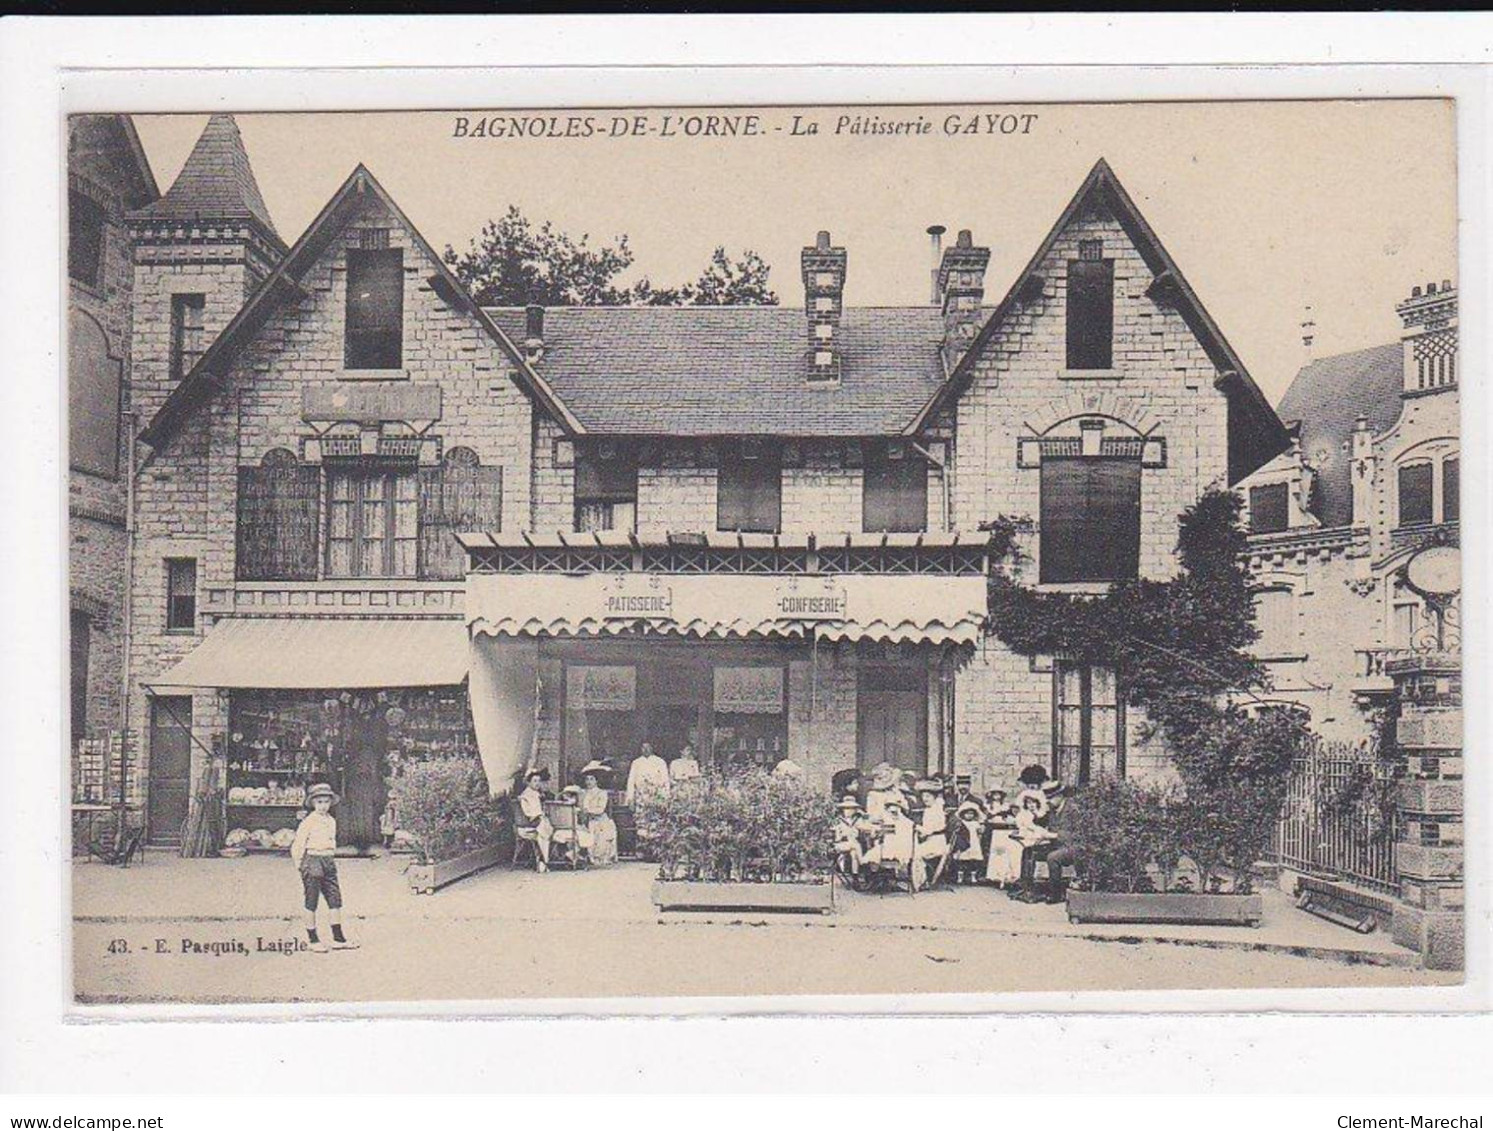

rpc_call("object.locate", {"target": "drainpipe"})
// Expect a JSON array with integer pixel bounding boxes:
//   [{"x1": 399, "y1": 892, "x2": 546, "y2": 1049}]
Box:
[
  {"x1": 910, "y1": 440, "x2": 950, "y2": 531},
  {"x1": 118, "y1": 410, "x2": 140, "y2": 836}
]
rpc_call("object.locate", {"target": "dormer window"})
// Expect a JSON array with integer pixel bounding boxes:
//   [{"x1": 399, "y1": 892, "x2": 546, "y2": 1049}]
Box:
[
  {"x1": 345, "y1": 246, "x2": 403, "y2": 370},
  {"x1": 1248, "y1": 483, "x2": 1290, "y2": 534},
  {"x1": 1066, "y1": 239, "x2": 1114, "y2": 370}
]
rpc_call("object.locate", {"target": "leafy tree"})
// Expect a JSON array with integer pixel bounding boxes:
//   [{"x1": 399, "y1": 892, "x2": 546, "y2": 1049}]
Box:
[{"x1": 443, "y1": 206, "x2": 776, "y2": 307}]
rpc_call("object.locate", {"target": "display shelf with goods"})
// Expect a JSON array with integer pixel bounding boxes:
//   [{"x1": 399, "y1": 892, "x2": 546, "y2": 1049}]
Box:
[{"x1": 221, "y1": 686, "x2": 482, "y2": 856}]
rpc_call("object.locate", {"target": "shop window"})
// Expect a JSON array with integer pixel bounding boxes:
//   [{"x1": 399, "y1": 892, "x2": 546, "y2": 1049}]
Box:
[
  {"x1": 1039, "y1": 456, "x2": 1141, "y2": 583},
  {"x1": 419, "y1": 447, "x2": 503, "y2": 580},
  {"x1": 327, "y1": 461, "x2": 418, "y2": 578},
  {"x1": 574, "y1": 444, "x2": 638, "y2": 533},
  {"x1": 714, "y1": 665, "x2": 788, "y2": 772},
  {"x1": 717, "y1": 441, "x2": 781, "y2": 534},
  {"x1": 69, "y1": 190, "x2": 106, "y2": 288},
  {"x1": 1398, "y1": 462, "x2": 1434, "y2": 526},
  {"x1": 1248, "y1": 482, "x2": 1290, "y2": 534},
  {"x1": 237, "y1": 449, "x2": 321, "y2": 581},
  {"x1": 1066, "y1": 241, "x2": 1114, "y2": 370},
  {"x1": 344, "y1": 248, "x2": 403, "y2": 369},
  {"x1": 1443, "y1": 457, "x2": 1459, "y2": 524},
  {"x1": 1054, "y1": 661, "x2": 1123, "y2": 784},
  {"x1": 68, "y1": 309, "x2": 121, "y2": 478},
  {"x1": 862, "y1": 441, "x2": 928, "y2": 533},
  {"x1": 1252, "y1": 586, "x2": 1296, "y2": 658},
  {"x1": 165, "y1": 558, "x2": 197, "y2": 631},
  {"x1": 70, "y1": 610, "x2": 90, "y2": 748},
  {"x1": 170, "y1": 293, "x2": 206, "y2": 382}
]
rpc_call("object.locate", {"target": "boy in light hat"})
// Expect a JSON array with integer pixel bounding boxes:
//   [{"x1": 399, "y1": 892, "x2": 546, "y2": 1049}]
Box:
[
  {"x1": 833, "y1": 796, "x2": 872, "y2": 875},
  {"x1": 290, "y1": 783, "x2": 357, "y2": 953}
]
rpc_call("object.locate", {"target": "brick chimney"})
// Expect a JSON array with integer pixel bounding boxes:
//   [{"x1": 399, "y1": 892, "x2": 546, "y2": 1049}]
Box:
[
  {"x1": 524, "y1": 303, "x2": 545, "y2": 363},
  {"x1": 801, "y1": 230, "x2": 847, "y2": 385},
  {"x1": 937, "y1": 229, "x2": 991, "y2": 371},
  {"x1": 1396, "y1": 279, "x2": 1458, "y2": 396}
]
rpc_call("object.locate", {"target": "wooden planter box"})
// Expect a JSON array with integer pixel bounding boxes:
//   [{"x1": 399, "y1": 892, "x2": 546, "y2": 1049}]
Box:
[
  {"x1": 652, "y1": 879, "x2": 835, "y2": 915},
  {"x1": 1066, "y1": 890, "x2": 1263, "y2": 927},
  {"x1": 407, "y1": 843, "x2": 507, "y2": 895}
]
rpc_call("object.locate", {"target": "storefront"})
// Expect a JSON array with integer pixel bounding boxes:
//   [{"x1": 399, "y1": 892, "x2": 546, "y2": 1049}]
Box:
[
  {"x1": 147, "y1": 616, "x2": 470, "y2": 849},
  {"x1": 459, "y1": 532, "x2": 989, "y2": 794}
]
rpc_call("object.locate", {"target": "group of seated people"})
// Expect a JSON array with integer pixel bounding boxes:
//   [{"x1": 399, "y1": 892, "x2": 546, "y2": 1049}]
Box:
[
  {"x1": 832, "y1": 762, "x2": 1075, "y2": 902},
  {"x1": 513, "y1": 761, "x2": 619, "y2": 873}
]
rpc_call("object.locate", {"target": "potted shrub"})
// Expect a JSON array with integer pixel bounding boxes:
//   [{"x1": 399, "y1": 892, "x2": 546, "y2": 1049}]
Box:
[
  {"x1": 1063, "y1": 778, "x2": 1265, "y2": 926},
  {"x1": 637, "y1": 769, "x2": 837, "y2": 913},
  {"x1": 387, "y1": 758, "x2": 510, "y2": 894}
]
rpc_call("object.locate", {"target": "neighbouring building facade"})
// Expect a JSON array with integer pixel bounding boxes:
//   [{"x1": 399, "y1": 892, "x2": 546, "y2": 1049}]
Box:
[
  {"x1": 95, "y1": 115, "x2": 1287, "y2": 848},
  {"x1": 67, "y1": 115, "x2": 158, "y2": 812},
  {"x1": 1239, "y1": 281, "x2": 1460, "y2": 742}
]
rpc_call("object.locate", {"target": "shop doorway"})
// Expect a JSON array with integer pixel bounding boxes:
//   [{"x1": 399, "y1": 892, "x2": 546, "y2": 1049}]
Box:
[
  {"x1": 644, "y1": 704, "x2": 701, "y2": 767},
  {"x1": 339, "y1": 710, "x2": 388, "y2": 848},
  {"x1": 857, "y1": 666, "x2": 928, "y2": 774},
  {"x1": 147, "y1": 696, "x2": 193, "y2": 846}
]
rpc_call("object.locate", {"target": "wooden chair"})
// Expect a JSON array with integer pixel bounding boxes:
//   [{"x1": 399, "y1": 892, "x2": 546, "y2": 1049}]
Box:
[
  {"x1": 87, "y1": 826, "x2": 144, "y2": 868},
  {"x1": 511, "y1": 798, "x2": 545, "y2": 869},
  {"x1": 544, "y1": 800, "x2": 582, "y2": 869}
]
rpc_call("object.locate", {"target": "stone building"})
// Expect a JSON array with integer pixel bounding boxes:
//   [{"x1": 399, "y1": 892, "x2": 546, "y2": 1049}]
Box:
[
  {"x1": 67, "y1": 115, "x2": 158, "y2": 807},
  {"x1": 1239, "y1": 282, "x2": 1460, "y2": 742},
  {"x1": 117, "y1": 117, "x2": 1286, "y2": 846}
]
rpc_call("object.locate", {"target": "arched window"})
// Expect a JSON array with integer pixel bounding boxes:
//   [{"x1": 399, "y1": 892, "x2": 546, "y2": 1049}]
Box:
[{"x1": 69, "y1": 310, "x2": 120, "y2": 477}]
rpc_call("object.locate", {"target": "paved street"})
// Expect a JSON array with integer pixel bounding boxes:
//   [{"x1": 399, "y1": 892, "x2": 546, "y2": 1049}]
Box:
[{"x1": 72, "y1": 854, "x2": 1452, "y2": 1004}]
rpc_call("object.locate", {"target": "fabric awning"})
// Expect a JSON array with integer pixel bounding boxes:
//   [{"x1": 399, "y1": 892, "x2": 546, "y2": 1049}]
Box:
[
  {"x1": 146, "y1": 617, "x2": 469, "y2": 690},
  {"x1": 466, "y1": 572, "x2": 987, "y2": 646}
]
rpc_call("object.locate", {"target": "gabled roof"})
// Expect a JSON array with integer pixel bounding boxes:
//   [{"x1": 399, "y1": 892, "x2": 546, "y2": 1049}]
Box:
[
  {"x1": 910, "y1": 158, "x2": 1288, "y2": 480},
  {"x1": 139, "y1": 164, "x2": 581, "y2": 449},
  {"x1": 132, "y1": 114, "x2": 285, "y2": 251},
  {"x1": 485, "y1": 305, "x2": 946, "y2": 436},
  {"x1": 1277, "y1": 341, "x2": 1404, "y2": 527}
]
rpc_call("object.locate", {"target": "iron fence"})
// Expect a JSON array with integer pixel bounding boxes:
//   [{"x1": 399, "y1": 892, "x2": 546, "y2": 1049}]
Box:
[{"x1": 1270, "y1": 741, "x2": 1399, "y2": 894}]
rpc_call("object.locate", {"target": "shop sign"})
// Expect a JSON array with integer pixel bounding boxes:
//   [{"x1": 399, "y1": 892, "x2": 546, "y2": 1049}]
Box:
[
  {"x1": 774, "y1": 581, "x2": 848, "y2": 621},
  {"x1": 302, "y1": 383, "x2": 443, "y2": 425},
  {"x1": 566, "y1": 665, "x2": 636, "y2": 711},
  {"x1": 601, "y1": 575, "x2": 673, "y2": 619},
  {"x1": 714, "y1": 666, "x2": 784, "y2": 714}
]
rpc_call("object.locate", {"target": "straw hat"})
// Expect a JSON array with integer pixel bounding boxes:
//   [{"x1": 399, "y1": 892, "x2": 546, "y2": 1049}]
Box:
[
  {"x1": 869, "y1": 763, "x2": 899, "y2": 790},
  {"x1": 305, "y1": 782, "x2": 339, "y2": 806},
  {"x1": 914, "y1": 778, "x2": 942, "y2": 795},
  {"x1": 578, "y1": 760, "x2": 611, "y2": 780},
  {"x1": 837, "y1": 796, "x2": 863, "y2": 813}
]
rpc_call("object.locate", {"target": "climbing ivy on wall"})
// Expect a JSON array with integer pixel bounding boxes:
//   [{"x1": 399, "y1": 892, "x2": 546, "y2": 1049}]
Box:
[{"x1": 984, "y1": 486, "x2": 1307, "y2": 799}]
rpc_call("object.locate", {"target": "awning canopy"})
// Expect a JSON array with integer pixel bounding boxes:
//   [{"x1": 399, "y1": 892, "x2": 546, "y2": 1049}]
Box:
[
  {"x1": 146, "y1": 618, "x2": 469, "y2": 690},
  {"x1": 466, "y1": 572, "x2": 988, "y2": 647}
]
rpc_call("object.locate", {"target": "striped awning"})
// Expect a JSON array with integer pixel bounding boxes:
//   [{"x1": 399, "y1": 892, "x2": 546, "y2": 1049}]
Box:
[
  {"x1": 466, "y1": 572, "x2": 987, "y2": 646},
  {"x1": 146, "y1": 618, "x2": 469, "y2": 690}
]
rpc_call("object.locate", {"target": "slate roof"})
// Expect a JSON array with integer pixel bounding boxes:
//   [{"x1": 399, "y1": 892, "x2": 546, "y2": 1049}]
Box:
[
  {"x1": 485, "y1": 305, "x2": 948, "y2": 436},
  {"x1": 1276, "y1": 341, "x2": 1404, "y2": 527},
  {"x1": 134, "y1": 114, "x2": 284, "y2": 248}
]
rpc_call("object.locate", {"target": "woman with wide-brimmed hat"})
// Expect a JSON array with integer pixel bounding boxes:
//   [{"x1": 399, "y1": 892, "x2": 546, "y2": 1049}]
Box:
[
  {"x1": 515, "y1": 766, "x2": 554, "y2": 872},
  {"x1": 576, "y1": 760, "x2": 618, "y2": 866}
]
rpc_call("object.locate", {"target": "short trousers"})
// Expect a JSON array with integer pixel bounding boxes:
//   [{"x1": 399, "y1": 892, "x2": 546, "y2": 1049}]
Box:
[{"x1": 299, "y1": 854, "x2": 342, "y2": 911}]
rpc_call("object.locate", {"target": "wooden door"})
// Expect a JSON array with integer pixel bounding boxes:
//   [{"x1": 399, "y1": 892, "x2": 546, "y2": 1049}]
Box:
[
  {"x1": 857, "y1": 667, "x2": 928, "y2": 774},
  {"x1": 147, "y1": 697, "x2": 193, "y2": 845}
]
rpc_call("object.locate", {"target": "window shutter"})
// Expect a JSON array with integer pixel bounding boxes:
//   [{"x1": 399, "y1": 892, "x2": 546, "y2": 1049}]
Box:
[
  {"x1": 1443, "y1": 458, "x2": 1459, "y2": 524},
  {"x1": 237, "y1": 456, "x2": 320, "y2": 581},
  {"x1": 1066, "y1": 258, "x2": 1114, "y2": 370},
  {"x1": 1040, "y1": 457, "x2": 1140, "y2": 583},
  {"x1": 1088, "y1": 459, "x2": 1141, "y2": 580},
  {"x1": 421, "y1": 454, "x2": 501, "y2": 580},
  {"x1": 718, "y1": 449, "x2": 781, "y2": 534},
  {"x1": 863, "y1": 445, "x2": 928, "y2": 533},
  {"x1": 1249, "y1": 482, "x2": 1290, "y2": 534},
  {"x1": 1398, "y1": 463, "x2": 1434, "y2": 526}
]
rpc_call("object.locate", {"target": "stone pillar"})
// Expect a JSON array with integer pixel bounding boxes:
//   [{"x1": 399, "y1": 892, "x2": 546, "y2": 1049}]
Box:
[{"x1": 1387, "y1": 652, "x2": 1463, "y2": 970}]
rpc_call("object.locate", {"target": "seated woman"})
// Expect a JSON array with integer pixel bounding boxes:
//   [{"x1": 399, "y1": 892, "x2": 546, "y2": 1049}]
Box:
[
  {"x1": 577, "y1": 760, "x2": 618, "y2": 866},
  {"x1": 914, "y1": 778, "x2": 950, "y2": 889},
  {"x1": 514, "y1": 767, "x2": 554, "y2": 872}
]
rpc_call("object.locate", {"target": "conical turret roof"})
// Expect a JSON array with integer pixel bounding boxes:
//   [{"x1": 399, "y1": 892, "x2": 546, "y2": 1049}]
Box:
[{"x1": 135, "y1": 114, "x2": 281, "y2": 243}]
